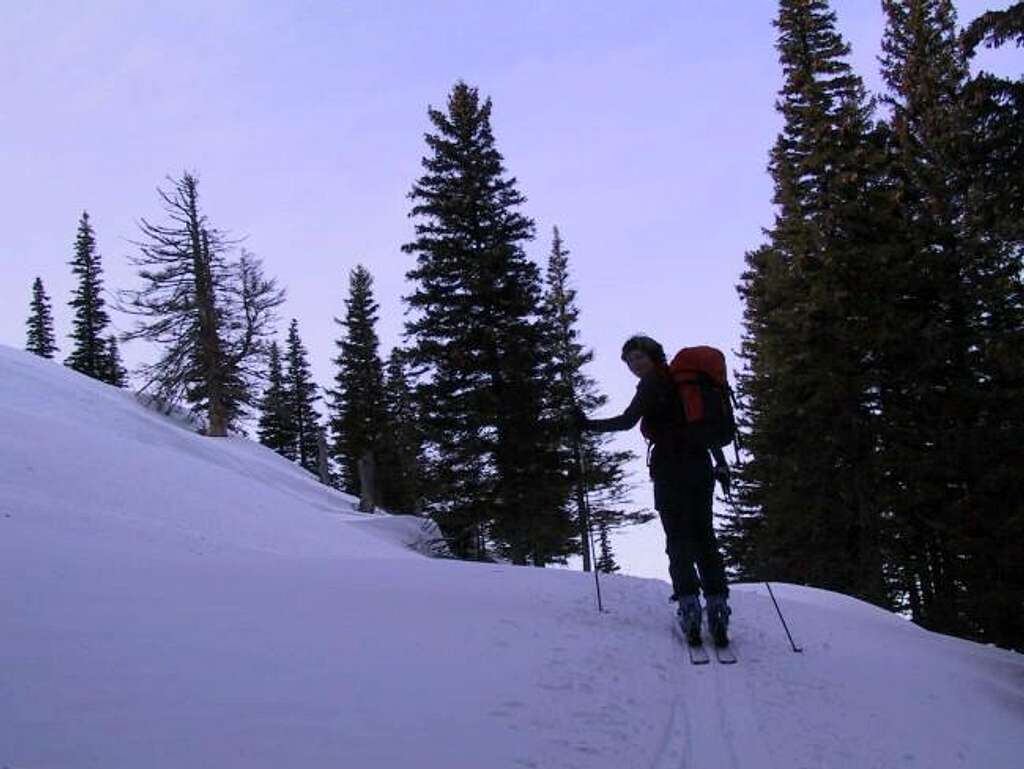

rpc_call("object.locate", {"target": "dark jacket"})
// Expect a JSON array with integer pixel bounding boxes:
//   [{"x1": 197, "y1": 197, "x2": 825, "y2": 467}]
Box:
[{"x1": 584, "y1": 367, "x2": 706, "y2": 471}]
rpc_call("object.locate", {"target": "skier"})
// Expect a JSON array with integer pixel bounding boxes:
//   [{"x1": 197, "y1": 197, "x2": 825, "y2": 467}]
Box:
[{"x1": 574, "y1": 335, "x2": 732, "y2": 647}]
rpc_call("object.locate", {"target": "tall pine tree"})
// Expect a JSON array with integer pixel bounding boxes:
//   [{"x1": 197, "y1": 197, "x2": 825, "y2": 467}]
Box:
[
  {"x1": 876, "y1": 0, "x2": 1024, "y2": 646},
  {"x1": 25, "y1": 277, "x2": 58, "y2": 359},
  {"x1": 284, "y1": 319, "x2": 321, "y2": 475},
  {"x1": 959, "y1": 1, "x2": 1024, "y2": 650},
  {"x1": 402, "y1": 82, "x2": 553, "y2": 563},
  {"x1": 725, "y1": 0, "x2": 893, "y2": 605},
  {"x1": 329, "y1": 265, "x2": 387, "y2": 496},
  {"x1": 878, "y1": 0, "x2": 978, "y2": 636},
  {"x1": 729, "y1": 0, "x2": 1024, "y2": 649},
  {"x1": 65, "y1": 211, "x2": 112, "y2": 381}
]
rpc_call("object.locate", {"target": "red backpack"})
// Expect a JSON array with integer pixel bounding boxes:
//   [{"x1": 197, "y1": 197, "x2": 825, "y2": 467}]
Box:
[{"x1": 667, "y1": 346, "x2": 738, "y2": 451}]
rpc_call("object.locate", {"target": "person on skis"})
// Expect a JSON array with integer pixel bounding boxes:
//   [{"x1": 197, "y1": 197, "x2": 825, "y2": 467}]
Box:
[{"x1": 574, "y1": 334, "x2": 732, "y2": 646}]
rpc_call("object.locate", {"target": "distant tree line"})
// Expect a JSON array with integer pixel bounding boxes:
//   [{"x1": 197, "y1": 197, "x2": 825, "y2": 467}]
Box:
[
  {"x1": 723, "y1": 0, "x2": 1024, "y2": 651},
  {"x1": 24, "y1": 86, "x2": 642, "y2": 574}
]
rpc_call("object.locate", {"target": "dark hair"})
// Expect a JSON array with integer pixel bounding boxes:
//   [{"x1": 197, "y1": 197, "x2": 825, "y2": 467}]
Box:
[{"x1": 620, "y1": 334, "x2": 667, "y2": 365}]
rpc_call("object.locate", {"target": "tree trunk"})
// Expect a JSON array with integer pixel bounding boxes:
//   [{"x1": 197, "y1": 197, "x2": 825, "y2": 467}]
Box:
[
  {"x1": 317, "y1": 430, "x2": 331, "y2": 486},
  {"x1": 194, "y1": 230, "x2": 227, "y2": 437},
  {"x1": 358, "y1": 449, "x2": 376, "y2": 513}
]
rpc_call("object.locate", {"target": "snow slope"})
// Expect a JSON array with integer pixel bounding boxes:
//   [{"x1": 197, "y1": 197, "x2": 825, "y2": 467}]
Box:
[{"x1": 2, "y1": 344, "x2": 1022, "y2": 769}]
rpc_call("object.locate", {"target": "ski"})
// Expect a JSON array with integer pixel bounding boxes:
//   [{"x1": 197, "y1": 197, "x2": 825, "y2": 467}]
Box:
[
  {"x1": 713, "y1": 643, "x2": 737, "y2": 664},
  {"x1": 706, "y1": 605, "x2": 735, "y2": 664},
  {"x1": 687, "y1": 640, "x2": 711, "y2": 665},
  {"x1": 675, "y1": 621, "x2": 710, "y2": 664}
]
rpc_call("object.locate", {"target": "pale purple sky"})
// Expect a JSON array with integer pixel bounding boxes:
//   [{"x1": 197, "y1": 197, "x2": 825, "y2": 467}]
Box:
[{"x1": 2, "y1": 1, "x2": 1017, "y2": 579}]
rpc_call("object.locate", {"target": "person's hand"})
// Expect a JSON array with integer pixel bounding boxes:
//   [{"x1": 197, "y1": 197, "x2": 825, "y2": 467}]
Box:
[{"x1": 713, "y1": 463, "x2": 731, "y2": 497}]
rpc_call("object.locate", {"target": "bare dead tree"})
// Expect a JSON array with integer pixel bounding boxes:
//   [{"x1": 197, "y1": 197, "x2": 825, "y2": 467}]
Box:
[{"x1": 119, "y1": 173, "x2": 284, "y2": 436}]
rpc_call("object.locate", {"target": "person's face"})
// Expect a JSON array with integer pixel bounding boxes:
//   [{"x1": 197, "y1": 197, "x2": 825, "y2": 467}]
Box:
[{"x1": 624, "y1": 349, "x2": 655, "y2": 378}]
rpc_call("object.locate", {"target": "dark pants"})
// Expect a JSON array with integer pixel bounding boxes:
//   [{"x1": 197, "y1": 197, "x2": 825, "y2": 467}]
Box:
[{"x1": 652, "y1": 449, "x2": 728, "y2": 598}]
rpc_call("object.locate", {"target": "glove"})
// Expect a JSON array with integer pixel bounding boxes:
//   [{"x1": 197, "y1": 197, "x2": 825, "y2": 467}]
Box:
[{"x1": 713, "y1": 463, "x2": 732, "y2": 497}]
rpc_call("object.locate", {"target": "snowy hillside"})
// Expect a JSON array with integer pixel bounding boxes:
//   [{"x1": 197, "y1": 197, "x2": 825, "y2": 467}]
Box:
[{"x1": 2, "y1": 344, "x2": 1022, "y2": 769}]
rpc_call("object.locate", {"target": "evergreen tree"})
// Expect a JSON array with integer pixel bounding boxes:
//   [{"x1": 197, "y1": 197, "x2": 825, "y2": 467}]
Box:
[
  {"x1": 257, "y1": 341, "x2": 295, "y2": 458},
  {"x1": 725, "y1": 0, "x2": 894, "y2": 605},
  {"x1": 120, "y1": 173, "x2": 284, "y2": 435},
  {"x1": 284, "y1": 319, "x2": 321, "y2": 475},
  {"x1": 102, "y1": 335, "x2": 128, "y2": 388},
  {"x1": 595, "y1": 522, "x2": 619, "y2": 575},
  {"x1": 376, "y1": 349, "x2": 423, "y2": 514},
  {"x1": 65, "y1": 211, "x2": 111, "y2": 380},
  {"x1": 328, "y1": 266, "x2": 386, "y2": 496},
  {"x1": 25, "y1": 277, "x2": 58, "y2": 359},
  {"x1": 877, "y1": 0, "x2": 981, "y2": 636},
  {"x1": 539, "y1": 227, "x2": 646, "y2": 570},
  {"x1": 402, "y1": 82, "x2": 552, "y2": 563},
  {"x1": 865, "y1": 0, "x2": 1024, "y2": 647},
  {"x1": 959, "y1": 1, "x2": 1024, "y2": 649}
]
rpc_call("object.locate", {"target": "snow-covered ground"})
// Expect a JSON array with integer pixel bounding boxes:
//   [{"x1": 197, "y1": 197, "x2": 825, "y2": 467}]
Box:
[{"x1": 2, "y1": 344, "x2": 1022, "y2": 769}]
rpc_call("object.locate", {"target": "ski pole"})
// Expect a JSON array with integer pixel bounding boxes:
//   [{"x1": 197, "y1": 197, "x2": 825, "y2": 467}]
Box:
[
  {"x1": 765, "y1": 581, "x2": 802, "y2": 653},
  {"x1": 572, "y1": 428, "x2": 604, "y2": 613}
]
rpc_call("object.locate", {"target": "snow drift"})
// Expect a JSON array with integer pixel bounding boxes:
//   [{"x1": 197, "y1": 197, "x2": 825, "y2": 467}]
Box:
[{"x1": 1, "y1": 344, "x2": 1021, "y2": 769}]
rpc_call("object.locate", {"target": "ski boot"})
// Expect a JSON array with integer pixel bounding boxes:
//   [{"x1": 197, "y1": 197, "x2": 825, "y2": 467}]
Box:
[
  {"x1": 705, "y1": 594, "x2": 731, "y2": 648},
  {"x1": 676, "y1": 594, "x2": 703, "y2": 646}
]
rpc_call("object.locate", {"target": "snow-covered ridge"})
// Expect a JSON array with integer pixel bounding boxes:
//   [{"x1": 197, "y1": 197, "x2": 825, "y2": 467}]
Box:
[
  {"x1": 1, "y1": 344, "x2": 1022, "y2": 769},
  {"x1": 0, "y1": 344, "x2": 437, "y2": 561}
]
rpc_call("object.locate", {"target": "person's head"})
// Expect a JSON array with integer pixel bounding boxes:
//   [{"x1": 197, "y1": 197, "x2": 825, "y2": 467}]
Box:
[{"x1": 620, "y1": 335, "x2": 666, "y2": 378}]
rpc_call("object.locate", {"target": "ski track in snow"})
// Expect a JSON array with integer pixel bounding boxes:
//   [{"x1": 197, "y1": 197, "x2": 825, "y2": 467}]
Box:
[
  {"x1": 651, "y1": 694, "x2": 691, "y2": 769},
  {"x1": 650, "y1": 597, "x2": 777, "y2": 769}
]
